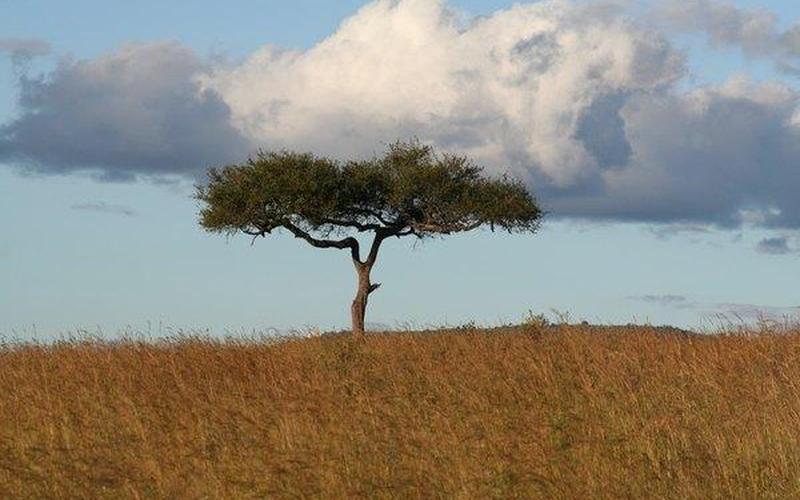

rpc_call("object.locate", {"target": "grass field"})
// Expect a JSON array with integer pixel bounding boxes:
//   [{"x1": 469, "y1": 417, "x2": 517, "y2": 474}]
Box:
[{"x1": 2, "y1": 324, "x2": 800, "y2": 498}]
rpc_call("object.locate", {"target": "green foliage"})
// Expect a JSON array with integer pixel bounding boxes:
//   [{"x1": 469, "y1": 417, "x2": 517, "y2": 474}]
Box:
[{"x1": 196, "y1": 140, "x2": 543, "y2": 242}]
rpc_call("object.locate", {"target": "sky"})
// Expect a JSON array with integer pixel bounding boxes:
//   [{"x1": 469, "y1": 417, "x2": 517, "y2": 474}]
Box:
[{"x1": 1, "y1": 0, "x2": 799, "y2": 338}]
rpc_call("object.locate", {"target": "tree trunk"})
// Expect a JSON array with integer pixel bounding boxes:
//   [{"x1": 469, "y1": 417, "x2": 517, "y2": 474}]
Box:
[{"x1": 351, "y1": 263, "x2": 378, "y2": 337}]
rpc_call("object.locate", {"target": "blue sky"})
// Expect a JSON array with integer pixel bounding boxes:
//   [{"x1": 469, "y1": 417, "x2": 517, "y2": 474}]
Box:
[{"x1": 1, "y1": 0, "x2": 799, "y2": 338}]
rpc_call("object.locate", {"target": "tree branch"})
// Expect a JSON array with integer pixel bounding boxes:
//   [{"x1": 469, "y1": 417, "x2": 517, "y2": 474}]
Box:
[
  {"x1": 319, "y1": 218, "x2": 383, "y2": 232},
  {"x1": 365, "y1": 228, "x2": 395, "y2": 266},
  {"x1": 354, "y1": 207, "x2": 395, "y2": 226},
  {"x1": 395, "y1": 228, "x2": 416, "y2": 237},
  {"x1": 243, "y1": 227, "x2": 269, "y2": 246},
  {"x1": 410, "y1": 221, "x2": 483, "y2": 234},
  {"x1": 283, "y1": 222, "x2": 361, "y2": 261}
]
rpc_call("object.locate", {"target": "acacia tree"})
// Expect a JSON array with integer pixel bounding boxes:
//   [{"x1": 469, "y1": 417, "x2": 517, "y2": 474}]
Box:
[{"x1": 196, "y1": 141, "x2": 543, "y2": 336}]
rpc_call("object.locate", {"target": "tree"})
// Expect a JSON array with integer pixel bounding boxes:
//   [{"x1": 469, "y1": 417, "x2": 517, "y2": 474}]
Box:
[{"x1": 196, "y1": 140, "x2": 543, "y2": 336}]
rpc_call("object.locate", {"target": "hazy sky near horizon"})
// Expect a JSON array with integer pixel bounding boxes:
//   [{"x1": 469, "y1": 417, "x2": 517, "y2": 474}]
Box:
[{"x1": 1, "y1": 0, "x2": 799, "y2": 337}]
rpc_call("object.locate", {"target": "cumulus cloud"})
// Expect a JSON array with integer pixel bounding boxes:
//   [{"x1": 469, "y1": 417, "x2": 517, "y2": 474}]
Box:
[
  {"x1": 202, "y1": 0, "x2": 684, "y2": 189},
  {"x1": 0, "y1": 42, "x2": 251, "y2": 181},
  {"x1": 756, "y1": 236, "x2": 793, "y2": 255},
  {"x1": 561, "y1": 78, "x2": 800, "y2": 228},
  {"x1": 202, "y1": 0, "x2": 800, "y2": 229},
  {"x1": 1, "y1": 0, "x2": 799, "y2": 230}
]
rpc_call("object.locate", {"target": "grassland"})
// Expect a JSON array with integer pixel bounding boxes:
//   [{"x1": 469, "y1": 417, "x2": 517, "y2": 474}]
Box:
[{"x1": 2, "y1": 324, "x2": 800, "y2": 498}]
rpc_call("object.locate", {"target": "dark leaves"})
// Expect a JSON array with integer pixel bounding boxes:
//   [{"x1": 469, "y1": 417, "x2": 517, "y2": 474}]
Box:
[{"x1": 196, "y1": 140, "x2": 543, "y2": 242}]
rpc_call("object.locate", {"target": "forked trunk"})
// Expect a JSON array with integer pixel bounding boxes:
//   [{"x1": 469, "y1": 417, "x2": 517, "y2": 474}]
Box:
[{"x1": 351, "y1": 263, "x2": 378, "y2": 337}]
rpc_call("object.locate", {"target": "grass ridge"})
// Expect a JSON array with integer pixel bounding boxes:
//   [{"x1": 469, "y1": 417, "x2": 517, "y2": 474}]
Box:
[{"x1": 2, "y1": 325, "x2": 799, "y2": 498}]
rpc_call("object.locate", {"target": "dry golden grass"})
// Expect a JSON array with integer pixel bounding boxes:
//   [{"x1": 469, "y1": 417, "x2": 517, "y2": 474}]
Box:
[{"x1": 2, "y1": 325, "x2": 800, "y2": 498}]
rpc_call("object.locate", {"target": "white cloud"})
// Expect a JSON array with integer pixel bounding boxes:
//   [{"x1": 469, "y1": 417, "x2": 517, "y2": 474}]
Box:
[
  {"x1": 2, "y1": 0, "x2": 800, "y2": 230},
  {"x1": 201, "y1": 0, "x2": 684, "y2": 187}
]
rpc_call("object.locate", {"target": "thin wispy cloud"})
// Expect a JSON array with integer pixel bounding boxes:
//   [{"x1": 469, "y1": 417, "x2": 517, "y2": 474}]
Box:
[
  {"x1": 651, "y1": 0, "x2": 800, "y2": 73},
  {"x1": 647, "y1": 224, "x2": 713, "y2": 241},
  {"x1": 1, "y1": 0, "x2": 799, "y2": 231},
  {"x1": 630, "y1": 294, "x2": 695, "y2": 309},
  {"x1": 0, "y1": 38, "x2": 51, "y2": 65},
  {"x1": 709, "y1": 303, "x2": 800, "y2": 322},
  {"x1": 631, "y1": 294, "x2": 800, "y2": 322},
  {"x1": 756, "y1": 236, "x2": 794, "y2": 255},
  {"x1": 71, "y1": 201, "x2": 137, "y2": 217}
]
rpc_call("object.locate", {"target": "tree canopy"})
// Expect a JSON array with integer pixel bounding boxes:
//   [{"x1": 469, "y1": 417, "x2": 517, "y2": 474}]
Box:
[
  {"x1": 196, "y1": 140, "x2": 543, "y2": 335},
  {"x1": 198, "y1": 141, "x2": 541, "y2": 253}
]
